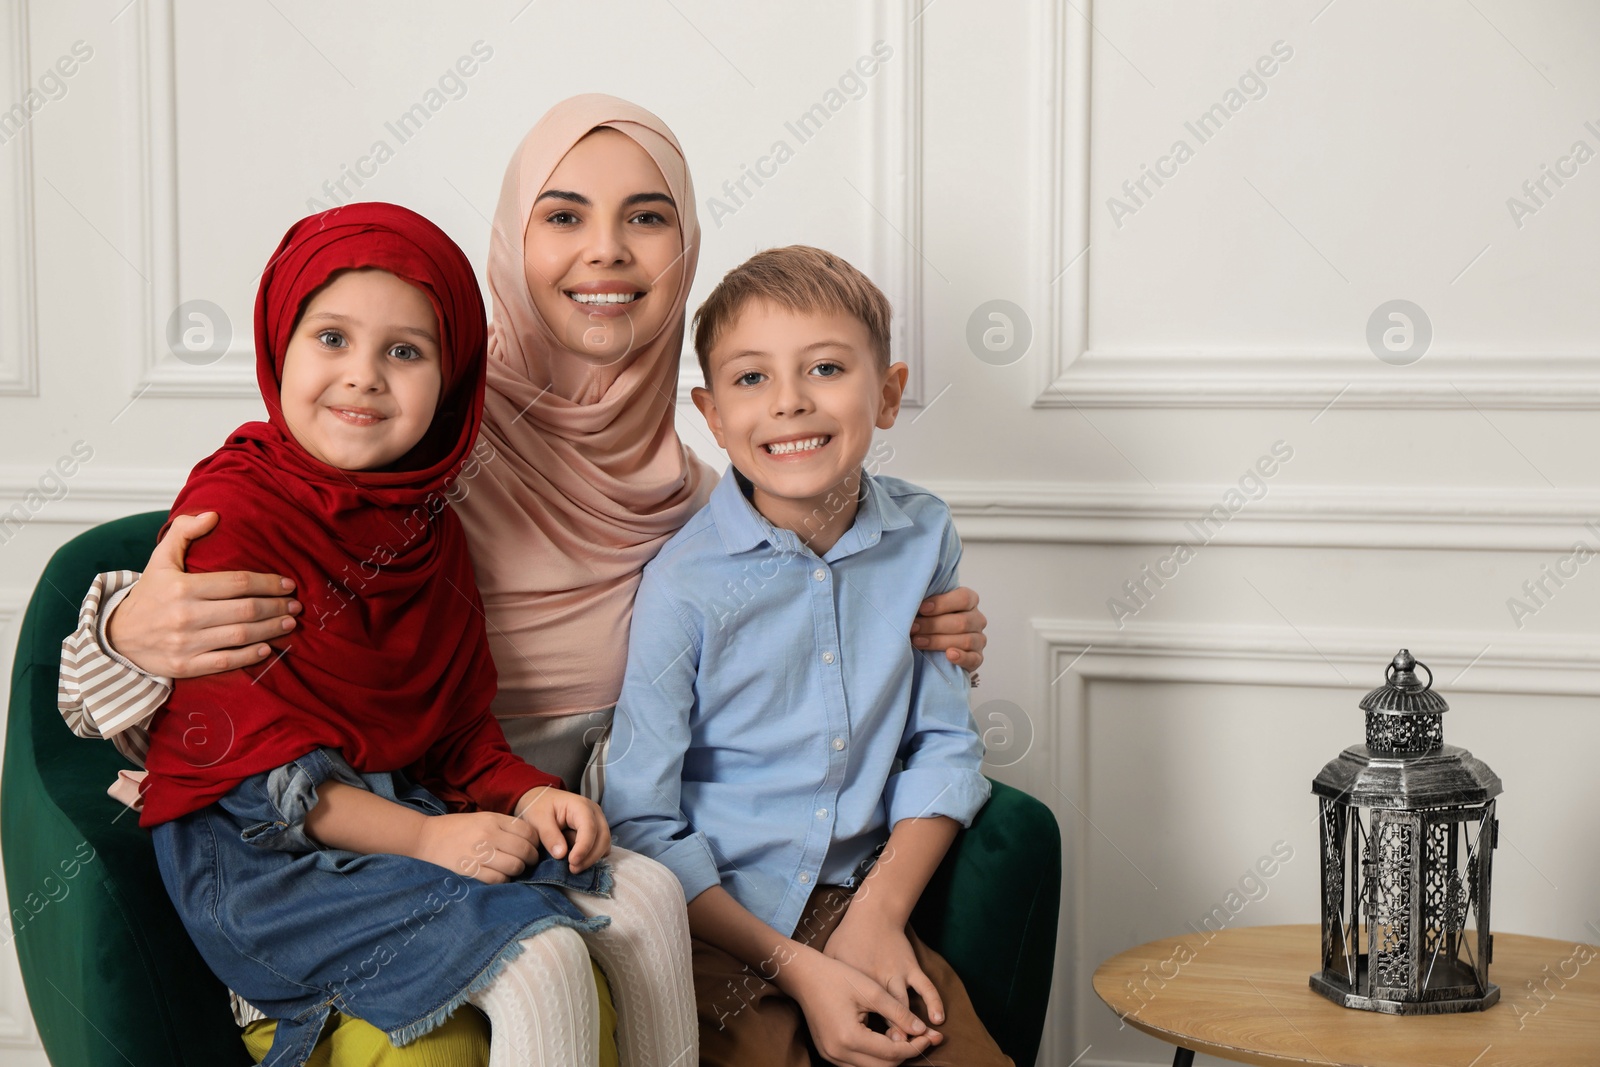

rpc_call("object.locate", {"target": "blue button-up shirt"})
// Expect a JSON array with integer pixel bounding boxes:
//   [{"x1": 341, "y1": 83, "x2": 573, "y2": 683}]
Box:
[{"x1": 603, "y1": 466, "x2": 990, "y2": 938}]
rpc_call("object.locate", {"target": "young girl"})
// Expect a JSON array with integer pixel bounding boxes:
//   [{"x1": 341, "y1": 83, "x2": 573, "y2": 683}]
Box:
[{"x1": 140, "y1": 202, "x2": 695, "y2": 1067}]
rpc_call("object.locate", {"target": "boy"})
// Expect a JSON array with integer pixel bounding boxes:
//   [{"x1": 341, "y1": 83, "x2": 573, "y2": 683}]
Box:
[{"x1": 603, "y1": 246, "x2": 1010, "y2": 1066}]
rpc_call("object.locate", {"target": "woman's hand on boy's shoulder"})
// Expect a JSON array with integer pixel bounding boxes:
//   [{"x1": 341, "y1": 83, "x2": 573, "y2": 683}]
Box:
[
  {"x1": 910, "y1": 586, "x2": 986, "y2": 672},
  {"x1": 514, "y1": 786, "x2": 611, "y2": 873}
]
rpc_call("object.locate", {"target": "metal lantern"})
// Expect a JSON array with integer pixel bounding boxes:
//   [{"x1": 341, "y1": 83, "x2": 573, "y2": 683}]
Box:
[{"x1": 1310, "y1": 649, "x2": 1502, "y2": 1014}]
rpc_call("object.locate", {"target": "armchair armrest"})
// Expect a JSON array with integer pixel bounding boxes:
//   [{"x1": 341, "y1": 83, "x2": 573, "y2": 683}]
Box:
[
  {"x1": 912, "y1": 777, "x2": 1060, "y2": 1067},
  {"x1": 3, "y1": 512, "x2": 249, "y2": 1066}
]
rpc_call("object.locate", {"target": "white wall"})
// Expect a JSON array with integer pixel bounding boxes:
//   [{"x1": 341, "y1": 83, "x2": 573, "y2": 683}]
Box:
[{"x1": 2, "y1": 2, "x2": 1597, "y2": 1064}]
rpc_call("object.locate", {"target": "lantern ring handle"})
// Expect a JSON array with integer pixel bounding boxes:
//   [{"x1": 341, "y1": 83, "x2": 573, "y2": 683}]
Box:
[{"x1": 1385, "y1": 659, "x2": 1434, "y2": 690}]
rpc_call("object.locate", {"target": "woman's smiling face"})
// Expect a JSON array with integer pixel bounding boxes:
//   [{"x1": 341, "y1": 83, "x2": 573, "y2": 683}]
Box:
[{"x1": 522, "y1": 127, "x2": 685, "y2": 367}]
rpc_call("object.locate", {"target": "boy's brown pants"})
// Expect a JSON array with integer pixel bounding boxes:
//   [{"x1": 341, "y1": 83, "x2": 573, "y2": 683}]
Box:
[{"x1": 693, "y1": 885, "x2": 1013, "y2": 1066}]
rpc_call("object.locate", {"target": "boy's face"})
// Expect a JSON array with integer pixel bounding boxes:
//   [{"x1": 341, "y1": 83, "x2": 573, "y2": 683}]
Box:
[
  {"x1": 692, "y1": 301, "x2": 907, "y2": 524},
  {"x1": 279, "y1": 269, "x2": 443, "y2": 471}
]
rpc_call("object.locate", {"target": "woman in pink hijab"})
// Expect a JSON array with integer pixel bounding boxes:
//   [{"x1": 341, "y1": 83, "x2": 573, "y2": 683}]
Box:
[{"x1": 464, "y1": 95, "x2": 717, "y2": 787}]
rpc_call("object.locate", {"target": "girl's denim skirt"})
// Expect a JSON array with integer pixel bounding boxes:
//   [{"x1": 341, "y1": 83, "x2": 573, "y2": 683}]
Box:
[{"x1": 152, "y1": 747, "x2": 613, "y2": 1067}]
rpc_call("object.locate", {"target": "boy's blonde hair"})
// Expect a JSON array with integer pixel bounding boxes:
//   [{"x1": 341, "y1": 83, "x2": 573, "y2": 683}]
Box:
[{"x1": 692, "y1": 245, "x2": 892, "y2": 382}]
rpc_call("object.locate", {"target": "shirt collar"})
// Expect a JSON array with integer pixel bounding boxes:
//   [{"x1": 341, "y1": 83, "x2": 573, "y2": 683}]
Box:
[{"x1": 708, "y1": 464, "x2": 913, "y2": 559}]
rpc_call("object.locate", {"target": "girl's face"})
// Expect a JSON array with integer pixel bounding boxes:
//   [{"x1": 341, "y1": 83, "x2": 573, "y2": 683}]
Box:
[
  {"x1": 279, "y1": 269, "x2": 443, "y2": 471},
  {"x1": 522, "y1": 127, "x2": 685, "y2": 366}
]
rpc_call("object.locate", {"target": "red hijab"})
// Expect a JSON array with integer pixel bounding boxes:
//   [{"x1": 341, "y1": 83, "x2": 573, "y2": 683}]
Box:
[{"x1": 141, "y1": 203, "x2": 558, "y2": 826}]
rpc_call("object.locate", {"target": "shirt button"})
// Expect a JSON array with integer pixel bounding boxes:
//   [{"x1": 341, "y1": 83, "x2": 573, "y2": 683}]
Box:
[
  {"x1": 816, "y1": 808, "x2": 828, "y2": 820},
  {"x1": 813, "y1": 568, "x2": 827, "y2": 581},
  {"x1": 822, "y1": 651, "x2": 835, "y2": 664},
  {"x1": 832, "y1": 737, "x2": 845, "y2": 751},
  {"x1": 798, "y1": 871, "x2": 811, "y2": 885}
]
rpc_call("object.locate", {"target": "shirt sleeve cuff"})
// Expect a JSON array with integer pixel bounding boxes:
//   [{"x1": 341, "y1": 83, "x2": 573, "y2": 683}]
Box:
[
  {"x1": 252, "y1": 749, "x2": 368, "y2": 853},
  {"x1": 883, "y1": 769, "x2": 991, "y2": 829},
  {"x1": 655, "y1": 833, "x2": 723, "y2": 903},
  {"x1": 59, "y1": 571, "x2": 171, "y2": 750}
]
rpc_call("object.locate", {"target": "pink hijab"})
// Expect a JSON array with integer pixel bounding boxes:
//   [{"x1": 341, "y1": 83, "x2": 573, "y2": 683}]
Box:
[{"x1": 457, "y1": 94, "x2": 714, "y2": 718}]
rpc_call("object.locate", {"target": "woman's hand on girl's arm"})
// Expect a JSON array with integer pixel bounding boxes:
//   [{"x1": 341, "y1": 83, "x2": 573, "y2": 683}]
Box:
[
  {"x1": 304, "y1": 781, "x2": 541, "y2": 884},
  {"x1": 514, "y1": 786, "x2": 611, "y2": 873},
  {"x1": 909, "y1": 587, "x2": 987, "y2": 671},
  {"x1": 108, "y1": 512, "x2": 301, "y2": 679}
]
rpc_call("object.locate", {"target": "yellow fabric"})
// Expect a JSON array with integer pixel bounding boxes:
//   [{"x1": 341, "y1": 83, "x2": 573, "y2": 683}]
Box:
[
  {"x1": 241, "y1": 960, "x2": 619, "y2": 1066},
  {"x1": 592, "y1": 956, "x2": 619, "y2": 1067},
  {"x1": 242, "y1": 1009, "x2": 489, "y2": 1067}
]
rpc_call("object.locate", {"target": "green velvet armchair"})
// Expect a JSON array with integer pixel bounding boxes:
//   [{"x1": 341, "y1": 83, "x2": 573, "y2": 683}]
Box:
[{"x1": 4, "y1": 511, "x2": 1060, "y2": 1066}]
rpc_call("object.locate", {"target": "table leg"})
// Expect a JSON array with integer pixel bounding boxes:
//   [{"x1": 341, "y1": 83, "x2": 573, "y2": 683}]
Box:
[{"x1": 1171, "y1": 1049, "x2": 1195, "y2": 1067}]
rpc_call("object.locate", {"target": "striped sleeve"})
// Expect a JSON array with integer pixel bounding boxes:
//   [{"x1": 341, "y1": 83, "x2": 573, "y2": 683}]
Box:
[
  {"x1": 58, "y1": 570, "x2": 168, "y2": 767},
  {"x1": 231, "y1": 993, "x2": 264, "y2": 1027}
]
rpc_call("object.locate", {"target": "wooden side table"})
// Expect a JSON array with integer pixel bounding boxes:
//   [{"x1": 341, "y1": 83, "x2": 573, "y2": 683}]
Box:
[{"x1": 1093, "y1": 925, "x2": 1598, "y2": 1067}]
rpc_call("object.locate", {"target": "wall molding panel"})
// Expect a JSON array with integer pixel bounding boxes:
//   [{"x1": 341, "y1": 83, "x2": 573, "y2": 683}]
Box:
[
  {"x1": 935, "y1": 480, "x2": 1600, "y2": 552},
  {"x1": 1029, "y1": 0, "x2": 1600, "y2": 412},
  {"x1": 0, "y1": 0, "x2": 38, "y2": 397},
  {"x1": 124, "y1": 1, "x2": 927, "y2": 402},
  {"x1": 867, "y1": 2, "x2": 926, "y2": 407},
  {"x1": 1031, "y1": 0, "x2": 1090, "y2": 418},
  {"x1": 120, "y1": 0, "x2": 255, "y2": 398},
  {"x1": 1035, "y1": 618, "x2": 1600, "y2": 701},
  {"x1": 1037, "y1": 351, "x2": 1600, "y2": 411},
  {"x1": 0, "y1": 468, "x2": 180, "y2": 526}
]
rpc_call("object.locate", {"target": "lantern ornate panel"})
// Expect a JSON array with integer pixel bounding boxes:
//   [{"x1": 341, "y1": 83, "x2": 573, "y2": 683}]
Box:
[{"x1": 1311, "y1": 650, "x2": 1502, "y2": 1015}]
